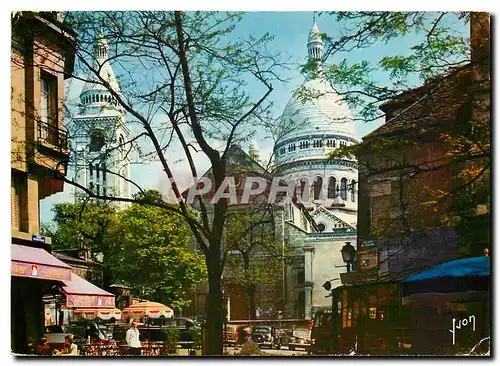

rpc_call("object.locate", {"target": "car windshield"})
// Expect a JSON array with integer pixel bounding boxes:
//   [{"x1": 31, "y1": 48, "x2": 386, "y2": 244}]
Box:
[
  {"x1": 293, "y1": 329, "x2": 311, "y2": 338},
  {"x1": 253, "y1": 328, "x2": 270, "y2": 333}
]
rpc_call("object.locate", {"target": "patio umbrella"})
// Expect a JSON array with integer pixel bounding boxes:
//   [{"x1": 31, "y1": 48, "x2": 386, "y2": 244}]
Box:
[
  {"x1": 72, "y1": 308, "x2": 122, "y2": 321},
  {"x1": 121, "y1": 301, "x2": 174, "y2": 320}
]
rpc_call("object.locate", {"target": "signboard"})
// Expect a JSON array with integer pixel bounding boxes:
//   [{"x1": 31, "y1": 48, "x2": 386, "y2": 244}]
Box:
[
  {"x1": 66, "y1": 294, "x2": 115, "y2": 308},
  {"x1": 32, "y1": 235, "x2": 46, "y2": 243},
  {"x1": 358, "y1": 250, "x2": 379, "y2": 271},
  {"x1": 11, "y1": 261, "x2": 71, "y2": 281},
  {"x1": 360, "y1": 239, "x2": 376, "y2": 249}
]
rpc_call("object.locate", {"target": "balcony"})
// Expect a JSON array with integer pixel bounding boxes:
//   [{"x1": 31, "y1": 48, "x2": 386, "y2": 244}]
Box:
[{"x1": 37, "y1": 120, "x2": 68, "y2": 150}]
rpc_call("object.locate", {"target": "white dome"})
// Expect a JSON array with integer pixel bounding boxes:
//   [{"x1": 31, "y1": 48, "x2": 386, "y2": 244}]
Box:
[
  {"x1": 81, "y1": 62, "x2": 120, "y2": 94},
  {"x1": 278, "y1": 77, "x2": 357, "y2": 144}
]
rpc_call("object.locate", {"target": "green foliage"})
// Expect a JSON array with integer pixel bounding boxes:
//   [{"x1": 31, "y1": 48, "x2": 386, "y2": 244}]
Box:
[
  {"x1": 41, "y1": 201, "x2": 117, "y2": 254},
  {"x1": 224, "y1": 203, "x2": 285, "y2": 289},
  {"x1": 318, "y1": 12, "x2": 470, "y2": 121},
  {"x1": 163, "y1": 327, "x2": 180, "y2": 353},
  {"x1": 107, "y1": 197, "x2": 207, "y2": 311},
  {"x1": 42, "y1": 191, "x2": 207, "y2": 312}
]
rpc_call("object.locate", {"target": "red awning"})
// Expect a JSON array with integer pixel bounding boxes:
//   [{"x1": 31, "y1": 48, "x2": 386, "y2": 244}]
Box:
[
  {"x1": 11, "y1": 244, "x2": 72, "y2": 282},
  {"x1": 62, "y1": 272, "x2": 115, "y2": 308}
]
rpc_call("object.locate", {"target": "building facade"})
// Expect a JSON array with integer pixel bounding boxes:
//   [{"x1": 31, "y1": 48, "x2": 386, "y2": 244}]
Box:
[
  {"x1": 11, "y1": 11, "x2": 76, "y2": 353},
  {"x1": 72, "y1": 31, "x2": 131, "y2": 206},
  {"x1": 273, "y1": 22, "x2": 358, "y2": 320}
]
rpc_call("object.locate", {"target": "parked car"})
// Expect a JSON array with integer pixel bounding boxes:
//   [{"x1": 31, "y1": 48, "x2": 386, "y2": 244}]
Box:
[
  {"x1": 43, "y1": 325, "x2": 73, "y2": 350},
  {"x1": 66, "y1": 322, "x2": 113, "y2": 344},
  {"x1": 251, "y1": 325, "x2": 279, "y2": 349},
  {"x1": 288, "y1": 327, "x2": 312, "y2": 351}
]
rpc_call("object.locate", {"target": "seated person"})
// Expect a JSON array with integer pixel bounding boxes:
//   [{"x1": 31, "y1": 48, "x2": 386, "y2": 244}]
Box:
[
  {"x1": 36, "y1": 337, "x2": 51, "y2": 356},
  {"x1": 54, "y1": 335, "x2": 78, "y2": 356}
]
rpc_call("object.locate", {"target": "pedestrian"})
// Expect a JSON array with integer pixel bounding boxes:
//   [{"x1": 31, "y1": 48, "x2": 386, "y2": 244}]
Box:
[
  {"x1": 126, "y1": 320, "x2": 141, "y2": 356},
  {"x1": 36, "y1": 337, "x2": 51, "y2": 356}
]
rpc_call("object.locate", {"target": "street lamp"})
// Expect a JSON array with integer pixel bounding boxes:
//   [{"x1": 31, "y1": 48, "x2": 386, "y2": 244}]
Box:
[{"x1": 340, "y1": 242, "x2": 356, "y2": 273}]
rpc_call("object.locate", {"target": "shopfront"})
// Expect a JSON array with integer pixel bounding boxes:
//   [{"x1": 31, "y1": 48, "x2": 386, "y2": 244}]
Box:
[{"x1": 11, "y1": 244, "x2": 72, "y2": 353}]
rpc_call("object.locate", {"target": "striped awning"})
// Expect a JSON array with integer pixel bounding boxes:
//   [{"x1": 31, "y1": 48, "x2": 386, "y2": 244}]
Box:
[{"x1": 122, "y1": 301, "x2": 174, "y2": 319}]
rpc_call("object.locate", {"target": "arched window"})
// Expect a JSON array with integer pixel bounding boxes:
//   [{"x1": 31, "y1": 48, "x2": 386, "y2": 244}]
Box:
[
  {"x1": 89, "y1": 130, "x2": 105, "y2": 152},
  {"x1": 298, "y1": 178, "x2": 309, "y2": 202},
  {"x1": 91, "y1": 95, "x2": 95, "y2": 102},
  {"x1": 100, "y1": 95, "x2": 103, "y2": 102},
  {"x1": 313, "y1": 176, "x2": 323, "y2": 200},
  {"x1": 328, "y1": 177, "x2": 336, "y2": 198},
  {"x1": 341, "y1": 178, "x2": 347, "y2": 200},
  {"x1": 351, "y1": 179, "x2": 356, "y2": 202}
]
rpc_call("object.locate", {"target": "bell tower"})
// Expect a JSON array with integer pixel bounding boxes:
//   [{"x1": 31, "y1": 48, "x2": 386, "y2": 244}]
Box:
[{"x1": 71, "y1": 31, "x2": 131, "y2": 207}]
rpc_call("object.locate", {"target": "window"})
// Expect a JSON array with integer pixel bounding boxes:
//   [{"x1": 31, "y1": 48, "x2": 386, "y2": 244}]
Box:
[
  {"x1": 89, "y1": 164, "x2": 93, "y2": 177},
  {"x1": 298, "y1": 178, "x2": 308, "y2": 201},
  {"x1": 11, "y1": 173, "x2": 27, "y2": 231},
  {"x1": 351, "y1": 179, "x2": 356, "y2": 202},
  {"x1": 296, "y1": 270, "x2": 305, "y2": 285},
  {"x1": 326, "y1": 140, "x2": 336, "y2": 148},
  {"x1": 96, "y1": 164, "x2": 100, "y2": 179},
  {"x1": 280, "y1": 147, "x2": 285, "y2": 155},
  {"x1": 328, "y1": 177, "x2": 336, "y2": 198},
  {"x1": 89, "y1": 130, "x2": 105, "y2": 152},
  {"x1": 313, "y1": 140, "x2": 323, "y2": 148},
  {"x1": 102, "y1": 164, "x2": 107, "y2": 182},
  {"x1": 317, "y1": 223, "x2": 325, "y2": 233},
  {"x1": 288, "y1": 143, "x2": 296, "y2": 152},
  {"x1": 312, "y1": 176, "x2": 322, "y2": 200},
  {"x1": 40, "y1": 71, "x2": 57, "y2": 126},
  {"x1": 341, "y1": 178, "x2": 347, "y2": 200}
]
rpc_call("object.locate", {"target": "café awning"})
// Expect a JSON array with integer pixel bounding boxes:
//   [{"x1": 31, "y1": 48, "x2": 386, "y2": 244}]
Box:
[
  {"x1": 62, "y1": 272, "x2": 115, "y2": 308},
  {"x1": 11, "y1": 244, "x2": 72, "y2": 282},
  {"x1": 72, "y1": 307, "x2": 122, "y2": 321}
]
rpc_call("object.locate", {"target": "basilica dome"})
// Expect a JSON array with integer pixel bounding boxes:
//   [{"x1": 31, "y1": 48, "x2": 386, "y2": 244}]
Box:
[
  {"x1": 273, "y1": 22, "x2": 358, "y2": 168},
  {"x1": 278, "y1": 77, "x2": 357, "y2": 144}
]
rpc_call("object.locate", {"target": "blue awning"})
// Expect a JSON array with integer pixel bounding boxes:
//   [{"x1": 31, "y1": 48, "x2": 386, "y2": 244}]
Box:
[{"x1": 404, "y1": 256, "x2": 490, "y2": 283}]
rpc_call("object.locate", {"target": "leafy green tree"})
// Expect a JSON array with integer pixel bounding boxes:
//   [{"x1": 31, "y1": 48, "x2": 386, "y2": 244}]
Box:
[
  {"x1": 42, "y1": 191, "x2": 207, "y2": 312},
  {"x1": 107, "y1": 191, "x2": 207, "y2": 311},
  {"x1": 223, "y1": 203, "x2": 286, "y2": 319},
  {"x1": 41, "y1": 201, "x2": 117, "y2": 254}
]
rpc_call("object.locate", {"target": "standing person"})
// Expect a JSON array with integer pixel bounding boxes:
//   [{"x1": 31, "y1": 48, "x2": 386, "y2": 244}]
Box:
[{"x1": 126, "y1": 321, "x2": 141, "y2": 356}]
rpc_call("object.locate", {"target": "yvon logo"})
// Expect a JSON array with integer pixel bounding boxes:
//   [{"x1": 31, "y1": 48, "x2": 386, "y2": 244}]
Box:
[{"x1": 449, "y1": 315, "x2": 476, "y2": 345}]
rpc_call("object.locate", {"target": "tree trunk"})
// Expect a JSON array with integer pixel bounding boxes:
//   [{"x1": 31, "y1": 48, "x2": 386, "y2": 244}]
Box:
[
  {"x1": 205, "y1": 250, "x2": 224, "y2": 355},
  {"x1": 243, "y1": 253, "x2": 256, "y2": 320},
  {"x1": 248, "y1": 284, "x2": 256, "y2": 320}
]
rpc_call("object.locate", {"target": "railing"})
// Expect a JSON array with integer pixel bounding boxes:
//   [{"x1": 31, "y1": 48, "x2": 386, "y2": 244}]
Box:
[{"x1": 38, "y1": 120, "x2": 68, "y2": 150}]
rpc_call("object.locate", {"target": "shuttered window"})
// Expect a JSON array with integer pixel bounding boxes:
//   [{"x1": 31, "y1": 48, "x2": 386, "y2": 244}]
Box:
[{"x1": 11, "y1": 183, "x2": 19, "y2": 230}]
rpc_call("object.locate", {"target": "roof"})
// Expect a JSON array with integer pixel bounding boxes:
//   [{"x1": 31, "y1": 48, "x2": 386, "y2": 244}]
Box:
[
  {"x1": 404, "y1": 256, "x2": 490, "y2": 282},
  {"x1": 12, "y1": 244, "x2": 71, "y2": 269},
  {"x1": 62, "y1": 272, "x2": 113, "y2": 297},
  {"x1": 367, "y1": 65, "x2": 472, "y2": 138},
  {"x1": 52, "y1": 251, "x2": 102, "y2": 266}
]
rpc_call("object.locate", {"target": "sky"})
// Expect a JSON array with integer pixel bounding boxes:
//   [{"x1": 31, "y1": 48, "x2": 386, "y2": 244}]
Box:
[{"x1": 39, "y1": 11, "x2": 469, "y2": 224}]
